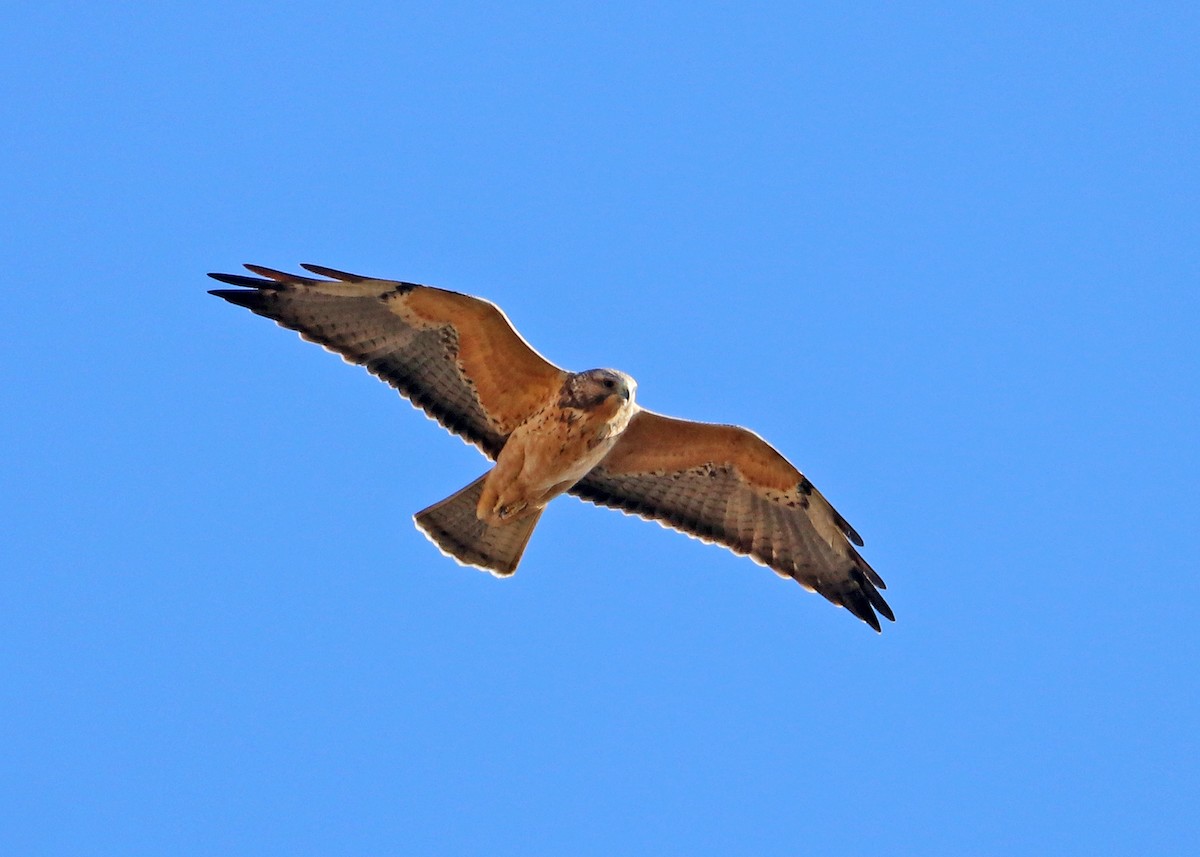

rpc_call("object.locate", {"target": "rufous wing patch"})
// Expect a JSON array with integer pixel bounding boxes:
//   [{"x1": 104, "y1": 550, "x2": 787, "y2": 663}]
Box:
[
  {"x1": 596, "y1": 411, "x2": 801, "y2": 492},
  {"x1": 389, "y1": 288, "x2": 567, "y2": 434}
]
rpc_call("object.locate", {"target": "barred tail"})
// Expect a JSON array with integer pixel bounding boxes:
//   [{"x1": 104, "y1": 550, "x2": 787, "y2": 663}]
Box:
[{"x1": 413, "y1": 474, "x2": 542, "y2": 576}]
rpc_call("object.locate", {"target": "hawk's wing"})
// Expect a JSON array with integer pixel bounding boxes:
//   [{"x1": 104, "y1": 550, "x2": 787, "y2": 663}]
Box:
[
  {"x1": 570, "y1": 410, "x2": 893, "y2": 630},
  {"x1": 209, "y1": 264, "x2": 567, "y2": 458}
]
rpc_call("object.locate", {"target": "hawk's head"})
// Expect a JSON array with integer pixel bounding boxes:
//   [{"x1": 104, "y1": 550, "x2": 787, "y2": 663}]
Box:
[{"x1": 561, "y1": 368, "x2": 637, "y2": 411}]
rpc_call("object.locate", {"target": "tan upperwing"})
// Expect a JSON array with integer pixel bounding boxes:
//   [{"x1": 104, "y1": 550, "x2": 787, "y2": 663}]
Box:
[{"x1": 597, "y1": 410, "x2": 802, "y2": 492}]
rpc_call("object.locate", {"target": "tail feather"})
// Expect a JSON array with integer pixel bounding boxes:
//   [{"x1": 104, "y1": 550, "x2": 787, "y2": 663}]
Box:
[{"x1": 413, "y1": 474, "x2": 542, "y2": 576}]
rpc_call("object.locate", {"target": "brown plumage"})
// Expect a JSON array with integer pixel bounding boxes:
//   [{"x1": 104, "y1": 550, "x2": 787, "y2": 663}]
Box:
[{"x1": 209, "y1": 264, "x2": 894, "y2": 631}]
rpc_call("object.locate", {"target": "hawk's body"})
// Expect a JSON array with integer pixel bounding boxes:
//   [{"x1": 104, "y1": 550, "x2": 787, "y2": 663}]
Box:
[
  {"x1": 209, "y1": 264, "x2": 894, "y2": 631},
  {"x1": 478, "y1": 368, "x2": 635, "y2": 525}
]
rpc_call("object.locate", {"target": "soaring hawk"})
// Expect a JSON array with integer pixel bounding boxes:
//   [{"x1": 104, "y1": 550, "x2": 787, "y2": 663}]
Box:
[{"x1": 209, "y1": 264, "x2": 894, "y2": 631}]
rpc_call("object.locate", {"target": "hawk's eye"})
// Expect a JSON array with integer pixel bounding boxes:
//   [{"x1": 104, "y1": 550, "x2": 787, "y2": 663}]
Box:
[{"x1": 603, "y1": 378, "x2": 615, "y2": 389}]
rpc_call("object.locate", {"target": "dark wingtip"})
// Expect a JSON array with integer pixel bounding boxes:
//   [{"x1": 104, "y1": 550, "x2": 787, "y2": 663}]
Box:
[
  {"x1": 835, "y1": 512, "x2": 864, "y2": 547},
  {"x1": 826, "y1": 566, "x2": 894, "y2": 632},
  {"x1": 208, "y1": 288, "x2": 268, "y2": 309},
  {"x1": 242, "y1": 263, "x2": 312, "y2": 284},
  {"x1": 857, "y1": 566, "x2": 894, "y2": 629},
  {"x1": 859, "y1": 607, "x2": 883, "y2": 633},
  {"x1": 860, "y1": 559, "x2": 886, "y2": 590},
  {"x1": 867, "y1": 585, "x2": 896, "y2": 624},
  {"x1": 207, "y1": 271, "x2": 275, "y2": 288},
  {"x1": 300, "y1": 263, "x2": 368, "y2": 282}
]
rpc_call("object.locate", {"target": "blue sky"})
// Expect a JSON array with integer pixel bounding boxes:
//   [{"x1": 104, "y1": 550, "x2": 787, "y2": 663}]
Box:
[{"x1": 3, "y1": 2, "x2": 1197, "y2": 854}]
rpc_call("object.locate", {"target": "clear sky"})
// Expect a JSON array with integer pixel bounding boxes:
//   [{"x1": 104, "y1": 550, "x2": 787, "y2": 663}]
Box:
[{"x1": 3, "y1": 3, "x2": 1197, "y2": 855}]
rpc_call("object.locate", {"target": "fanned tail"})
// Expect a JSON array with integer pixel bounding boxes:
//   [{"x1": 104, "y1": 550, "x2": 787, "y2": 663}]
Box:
[{"x1": 413, "y1": 474, "x2": 542, "y2": 576}]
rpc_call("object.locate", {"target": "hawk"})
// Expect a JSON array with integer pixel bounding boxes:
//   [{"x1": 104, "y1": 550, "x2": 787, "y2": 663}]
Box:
[{"x1": 209, "y1": 264, "x2": 894, "y2": 631}]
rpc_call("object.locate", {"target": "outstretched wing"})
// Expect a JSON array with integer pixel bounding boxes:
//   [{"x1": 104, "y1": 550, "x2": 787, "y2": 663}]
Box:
[
  {"x1": 209, "y1": 264, "x2": 567, "y2": 458},
  {"x1": 570, "y1": 410, "x2": 893, "y2": 631}
]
